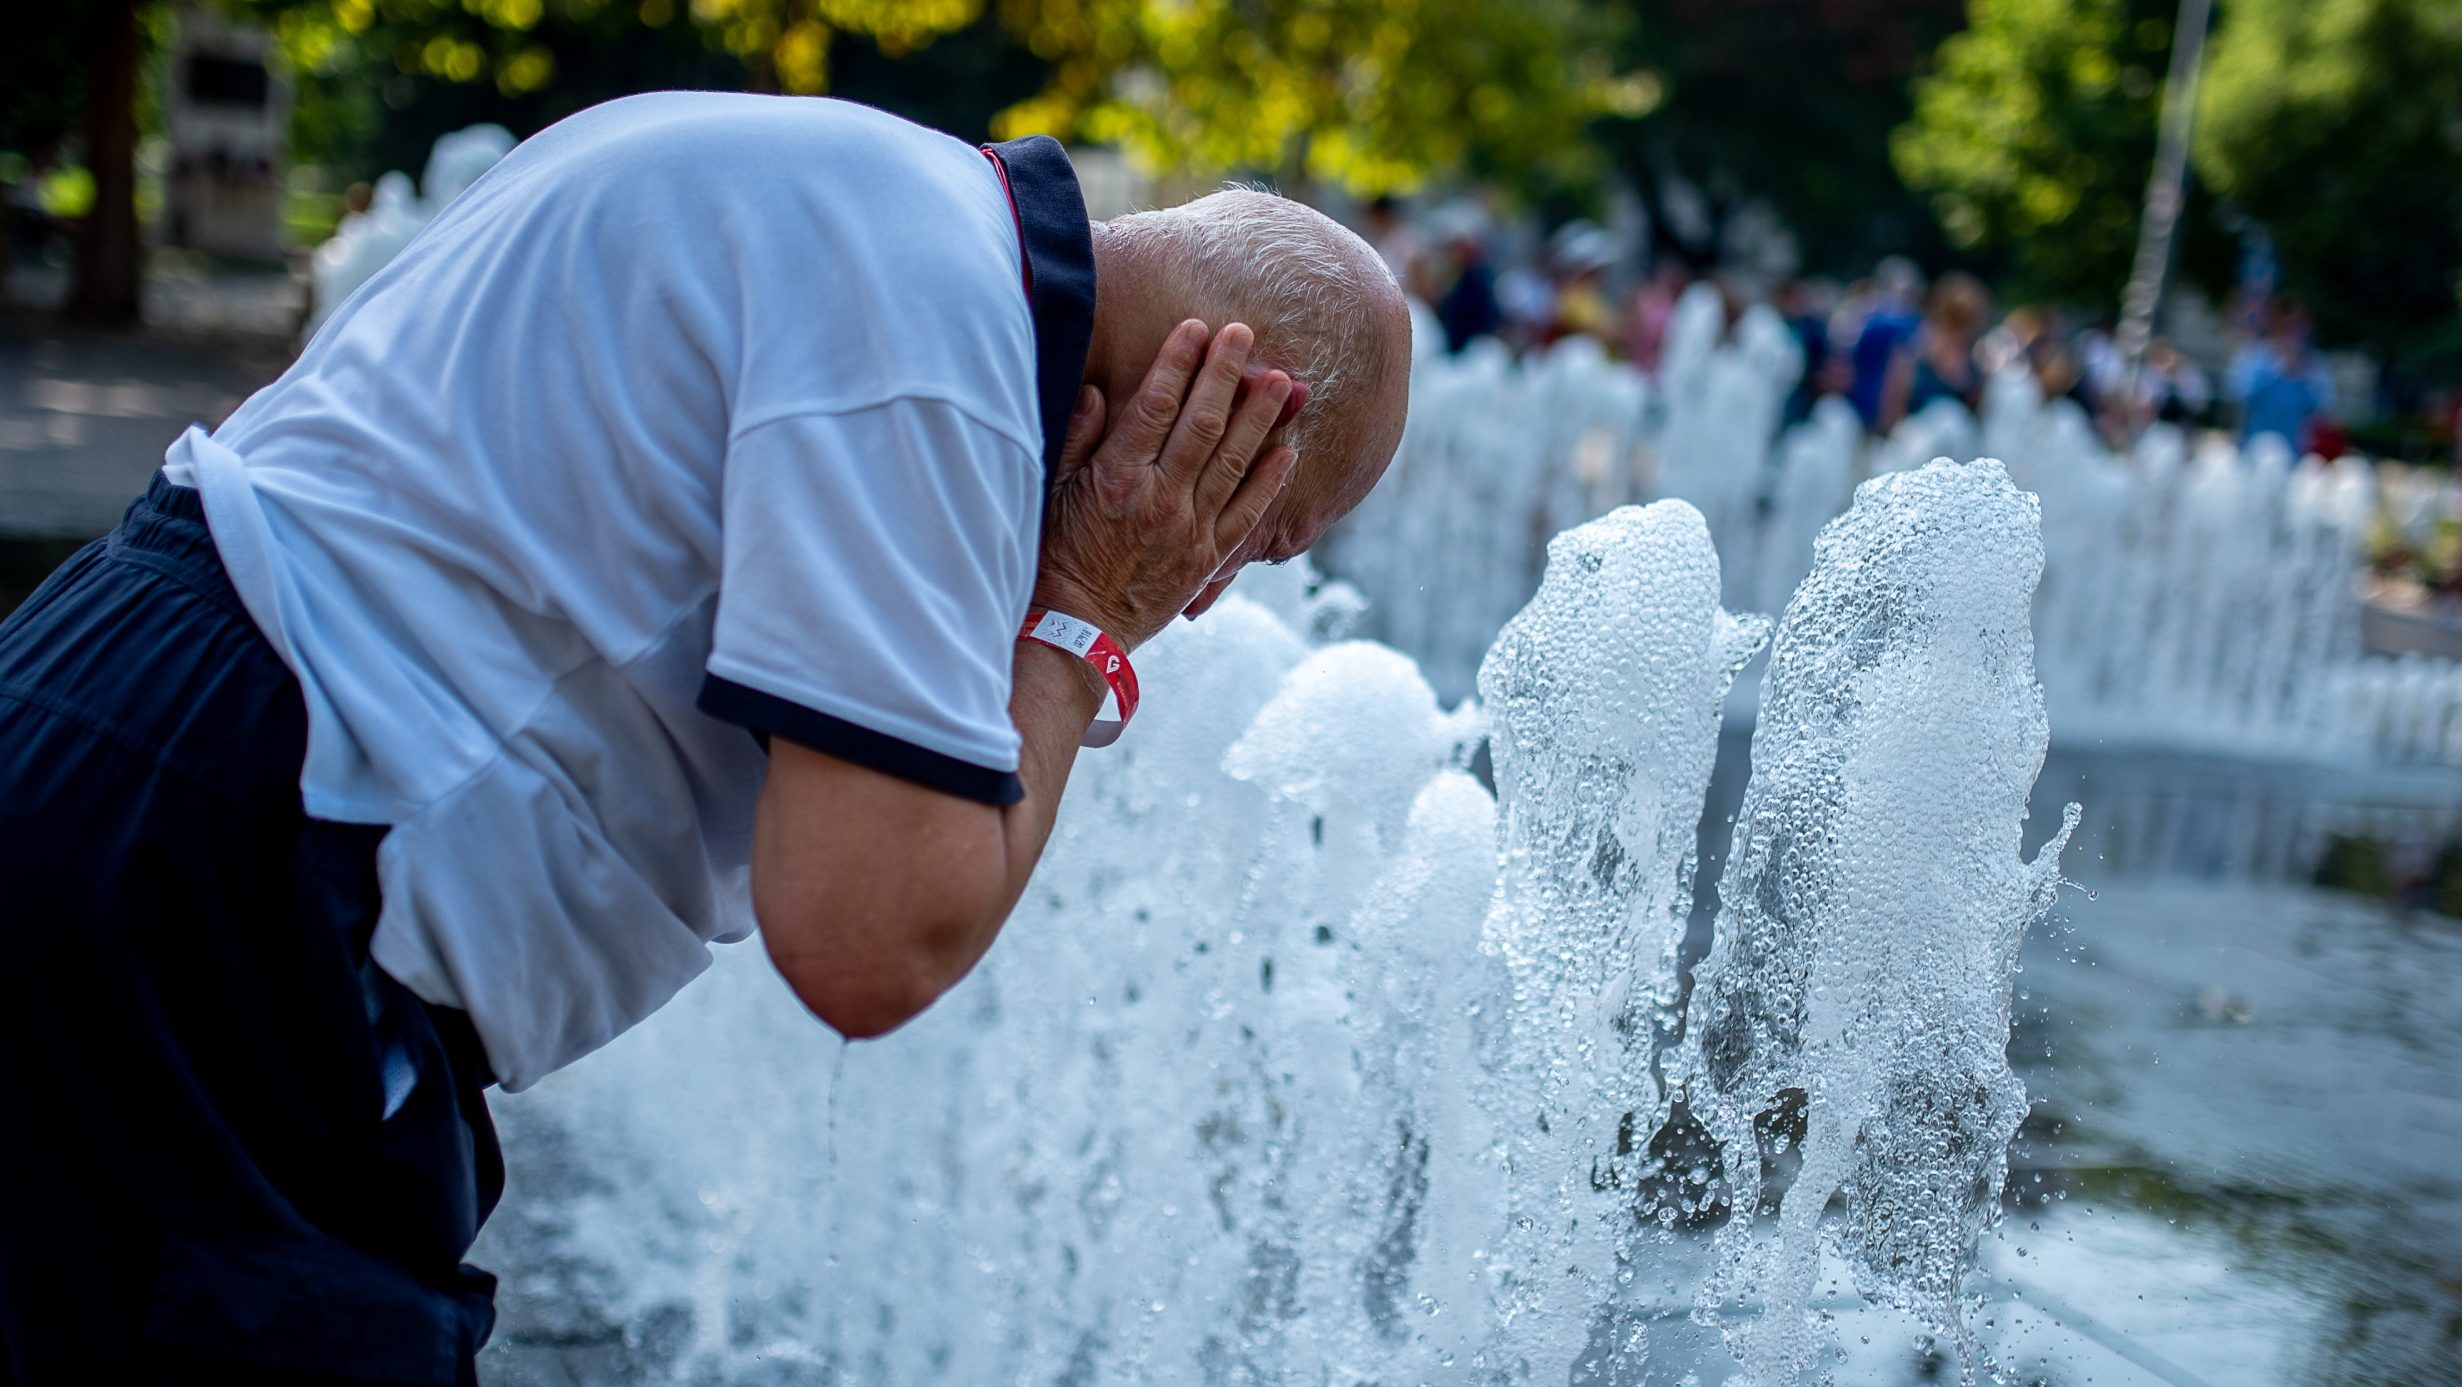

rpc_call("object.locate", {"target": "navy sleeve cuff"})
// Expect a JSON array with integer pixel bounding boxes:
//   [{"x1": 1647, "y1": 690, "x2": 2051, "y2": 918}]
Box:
[{"x1": 698, "y1": 674, "x2": 1025, "y2": 807}]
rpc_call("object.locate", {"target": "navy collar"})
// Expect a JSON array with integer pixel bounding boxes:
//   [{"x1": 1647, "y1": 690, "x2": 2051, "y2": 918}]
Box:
[{"x1": 982, "y1": 136, "x2": 1096, "y2": 480}]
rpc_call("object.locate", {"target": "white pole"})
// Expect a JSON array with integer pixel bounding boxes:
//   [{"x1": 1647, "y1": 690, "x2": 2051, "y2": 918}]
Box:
[{"x1": 2115, "y1": 0, "x2": 2215, "y2": 431}]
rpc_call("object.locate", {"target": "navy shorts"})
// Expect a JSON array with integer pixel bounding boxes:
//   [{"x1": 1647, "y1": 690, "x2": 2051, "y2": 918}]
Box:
[{"x1": 0, "y1": 476, "x2": 501, "y2": 1384}]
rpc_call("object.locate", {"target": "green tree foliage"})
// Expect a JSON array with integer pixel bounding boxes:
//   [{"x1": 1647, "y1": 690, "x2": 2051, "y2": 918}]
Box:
[
  {"x1": 1893, "y1": 0, "x2": 2182, "y2": 306},
  {"x1": 2196, "y1": 0, "x2": 2462, "y2": 367},
  {"x1": 1593, "y1": 0, "x2": 1966, "y2": 274},
  {"x1": 0, "y1": 1, "x2": 158, "y2": 321},
  {"x1": 0, "y1": 5, "x2": 107, "y2": 158},
  {"x1": 254, "y1": 0, "x2": 1609, "y2": 199},
  {"x1": 990, "y1": 0, "x2": 1613, "y2": 195},
  {"x1": 247, "y1": 0, "x2": 1059, "y2": 179},
  {"x1": 258, "y1": 0, "x2": 753, "y2": 177},
  {"x1": 249, "y1": 0, "x2": 970, "y2": 108}
]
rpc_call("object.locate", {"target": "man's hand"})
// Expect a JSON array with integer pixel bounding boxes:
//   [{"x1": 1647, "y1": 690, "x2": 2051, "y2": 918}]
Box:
[
  {"x1": 753, "y1": 330, "x2": 1277, "y2": 1040},
  {"x1": 1033, "y1": 320, "x2": 1298, "y2": 649}
]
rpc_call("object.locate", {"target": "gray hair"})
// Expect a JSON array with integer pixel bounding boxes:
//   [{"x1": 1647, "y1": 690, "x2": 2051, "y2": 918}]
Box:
[{"x1": 1105, "y1": 186, "x2": 1400, "y2": 455}]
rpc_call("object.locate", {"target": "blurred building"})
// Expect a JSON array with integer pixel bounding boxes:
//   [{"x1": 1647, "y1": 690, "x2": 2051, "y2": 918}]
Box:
[{"x1": 165, "y1": 7, "x2": 290, "y2": 261}]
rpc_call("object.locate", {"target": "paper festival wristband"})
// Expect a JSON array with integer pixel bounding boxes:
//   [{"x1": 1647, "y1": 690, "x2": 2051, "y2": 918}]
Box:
[{"x1": 1019, "y1": 609, "x2": 1140, "y2": 748}]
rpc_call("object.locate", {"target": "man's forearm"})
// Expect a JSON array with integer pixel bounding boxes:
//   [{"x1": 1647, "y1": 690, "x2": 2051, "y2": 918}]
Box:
[
  {"x1": 747, "y1": 641, "x2": 1104, "y2": 1040},
  {"x1": 993, "y1": 637, "x2": 1108, "y2": 920}
]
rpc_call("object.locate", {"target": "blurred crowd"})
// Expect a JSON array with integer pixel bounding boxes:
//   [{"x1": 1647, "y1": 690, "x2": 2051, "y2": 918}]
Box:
[{"x1": 1363, "y1": 195, "x2": 2388, "y2": 465}]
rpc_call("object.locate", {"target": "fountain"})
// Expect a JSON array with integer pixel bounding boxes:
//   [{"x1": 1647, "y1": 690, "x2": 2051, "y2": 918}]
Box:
[
  {"x1": 1475, "y1": 501, "x2": 1765, "y2": 1382},
  {"x1": 309, "y1": 124, "x2": 516, "y2": 331},
  {"x1": 480, "y1": 460, "x2": 2079, "y2": 1385},
  {"x1": 1670, "y1": 459, "x2": 2077, "y2": 1384},
  {"x1": 1319, "y1": 310, "x2": 2462, "y2": 776}
]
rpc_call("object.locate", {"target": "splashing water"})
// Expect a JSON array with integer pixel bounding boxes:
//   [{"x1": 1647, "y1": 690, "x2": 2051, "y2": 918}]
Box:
[
  {"x1": 1668, "y1": 458, "x2": 2079, "y2": 1384},
  {"x1": 482, "y1": 470, "x2": 2078, "y2": 1386},
  {"x1": 1477, "y1": 501, "x2": 1767, "y2": 1382}
]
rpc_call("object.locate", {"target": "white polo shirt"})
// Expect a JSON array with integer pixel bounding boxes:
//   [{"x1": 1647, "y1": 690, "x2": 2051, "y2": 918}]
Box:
[{"x1": 163, "y1": 93, "x2": 1098, "y2": 1090}]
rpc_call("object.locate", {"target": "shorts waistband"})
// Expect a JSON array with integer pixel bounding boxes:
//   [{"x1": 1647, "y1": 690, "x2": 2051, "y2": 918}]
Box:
[
  {"x1": 140, "y1": 469, "x2": 209, "y2": 524},
  {"x1": 108, "y1": 471, "x2": 241, "y2": 616}
]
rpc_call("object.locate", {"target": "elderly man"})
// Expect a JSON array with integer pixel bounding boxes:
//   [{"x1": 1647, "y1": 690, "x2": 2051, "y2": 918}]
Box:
[{"x1": 0, "y1": 93, "x2": 1408, "y2": 1383}]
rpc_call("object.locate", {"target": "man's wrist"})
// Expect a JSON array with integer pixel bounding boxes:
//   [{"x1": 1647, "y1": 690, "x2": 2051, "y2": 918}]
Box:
[
  {"x1": 1029, "y1": 584, "x2": 1144, "y2": 652},
  {"x1": 1016, "y1": 627, "x2": 1109, "y2": 718}
]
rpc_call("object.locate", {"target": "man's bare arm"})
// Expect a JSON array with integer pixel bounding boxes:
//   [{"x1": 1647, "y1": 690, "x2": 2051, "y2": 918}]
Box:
[
  {"x1": 749, "y1": 638, "x2": 1099, "y2": 1039},
  {"x1": 753, "y1": 321, "x2": 1297, "y2": 1038}
]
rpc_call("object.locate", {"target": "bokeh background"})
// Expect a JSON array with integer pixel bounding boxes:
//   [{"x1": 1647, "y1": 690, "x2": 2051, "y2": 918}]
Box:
[
  {"x1": 4, "y1": 4, "x2": 2460, "y2": 1384},
  {"x1": 7, "y1": 0, "x2": 2461, "y2": 619}
]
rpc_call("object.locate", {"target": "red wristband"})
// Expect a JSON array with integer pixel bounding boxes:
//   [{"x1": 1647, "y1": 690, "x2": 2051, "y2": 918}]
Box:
[{"x1": 1019, "y1": 609, "x2": 1140, "y2": 748}]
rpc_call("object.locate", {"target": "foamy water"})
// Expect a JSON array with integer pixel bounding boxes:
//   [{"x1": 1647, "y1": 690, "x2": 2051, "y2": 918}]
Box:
[
  {"x1": 1671, "y1": 460, "x2": 2077, "y2": 1383},
  {"x1": 483, "y1": 460, "x2": 2076, "y2": 1385}
]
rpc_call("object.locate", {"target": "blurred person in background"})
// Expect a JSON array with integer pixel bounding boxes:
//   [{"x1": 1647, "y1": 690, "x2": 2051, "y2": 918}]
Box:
[
  {"x1": 1846, "y1": 256, "x2": 1925, "y2": 428},
  {"x1": 1432, "y1": 211, "x2": 1503, "y2": 353},
  {"x1": 2230, "y1": 300, "x2": 2337, "y2": 455},
  {"x1": 2036, "y1": 336, "x2": 2095, "y2": 418},
  {"x1": 2076, "y1": 318, "x2": 2135, "y2": 426},
  {"x1": 1878, "y1": 271, "x2": 1989, "y2": 431},
  {"x1": 1541, "y1": 220, "x2": 1622, "y2": 349},
  {"x1": 1359, "y1": 193, "x2": 1432, "y2": 303},
  {"x1": 1624, "y1": 257, "x2": 1689, "y2": 374},
  {"x1": 1494, "y1": 251, "x2": 1556, "y2": 353},
  {"x1": 2114, "y1": 337, "x2": 2214, "y2": 434},
  {"x1": 1988, "y1": 306, "x2": 2098, "y2": 418},
  {"x1": 1777, "y1": 277, "x2": 1841, "y2": 426},
  {"x1": 1977, "y1": 304, "x2": 2047, "y2": 380}
]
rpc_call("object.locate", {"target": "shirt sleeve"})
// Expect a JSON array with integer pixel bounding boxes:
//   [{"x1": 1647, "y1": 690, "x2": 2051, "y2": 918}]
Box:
[{"x1": 697, "y1": 399, "x2": 1042, "y2": 805}]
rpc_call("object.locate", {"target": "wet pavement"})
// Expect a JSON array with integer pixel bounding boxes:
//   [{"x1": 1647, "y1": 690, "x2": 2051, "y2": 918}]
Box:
[
  {"x1": 1544, "y1": 873, "x2": 2462, "y2": 1386},
  {"x1": 1982, "y1": 878, "x2": 2462, "y2": 1386}
]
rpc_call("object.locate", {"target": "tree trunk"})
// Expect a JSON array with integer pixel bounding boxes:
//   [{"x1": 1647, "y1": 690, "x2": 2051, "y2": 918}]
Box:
[{"x1": 67, "y1": 0, "x2": 143, "y2": 326}]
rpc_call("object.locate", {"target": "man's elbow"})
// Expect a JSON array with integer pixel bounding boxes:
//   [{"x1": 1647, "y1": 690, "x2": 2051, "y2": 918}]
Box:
[
  {"x1": 787, "y1": 971, "x2": 937, "y2": 1041},
  {"x1": 763, "y1": 908, "x2": 989, "y2": 1040}
]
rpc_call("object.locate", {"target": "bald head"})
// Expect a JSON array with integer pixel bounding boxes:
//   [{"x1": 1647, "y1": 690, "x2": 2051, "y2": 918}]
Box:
[{"x1": 1088, "y1": 188, "x2": 1413, "y2": 575}]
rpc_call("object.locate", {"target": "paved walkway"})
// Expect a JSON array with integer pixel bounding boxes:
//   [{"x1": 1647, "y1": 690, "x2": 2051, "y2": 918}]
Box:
[{"x1": 0, "y1": 309, "x2": 291, "y2": 541}]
